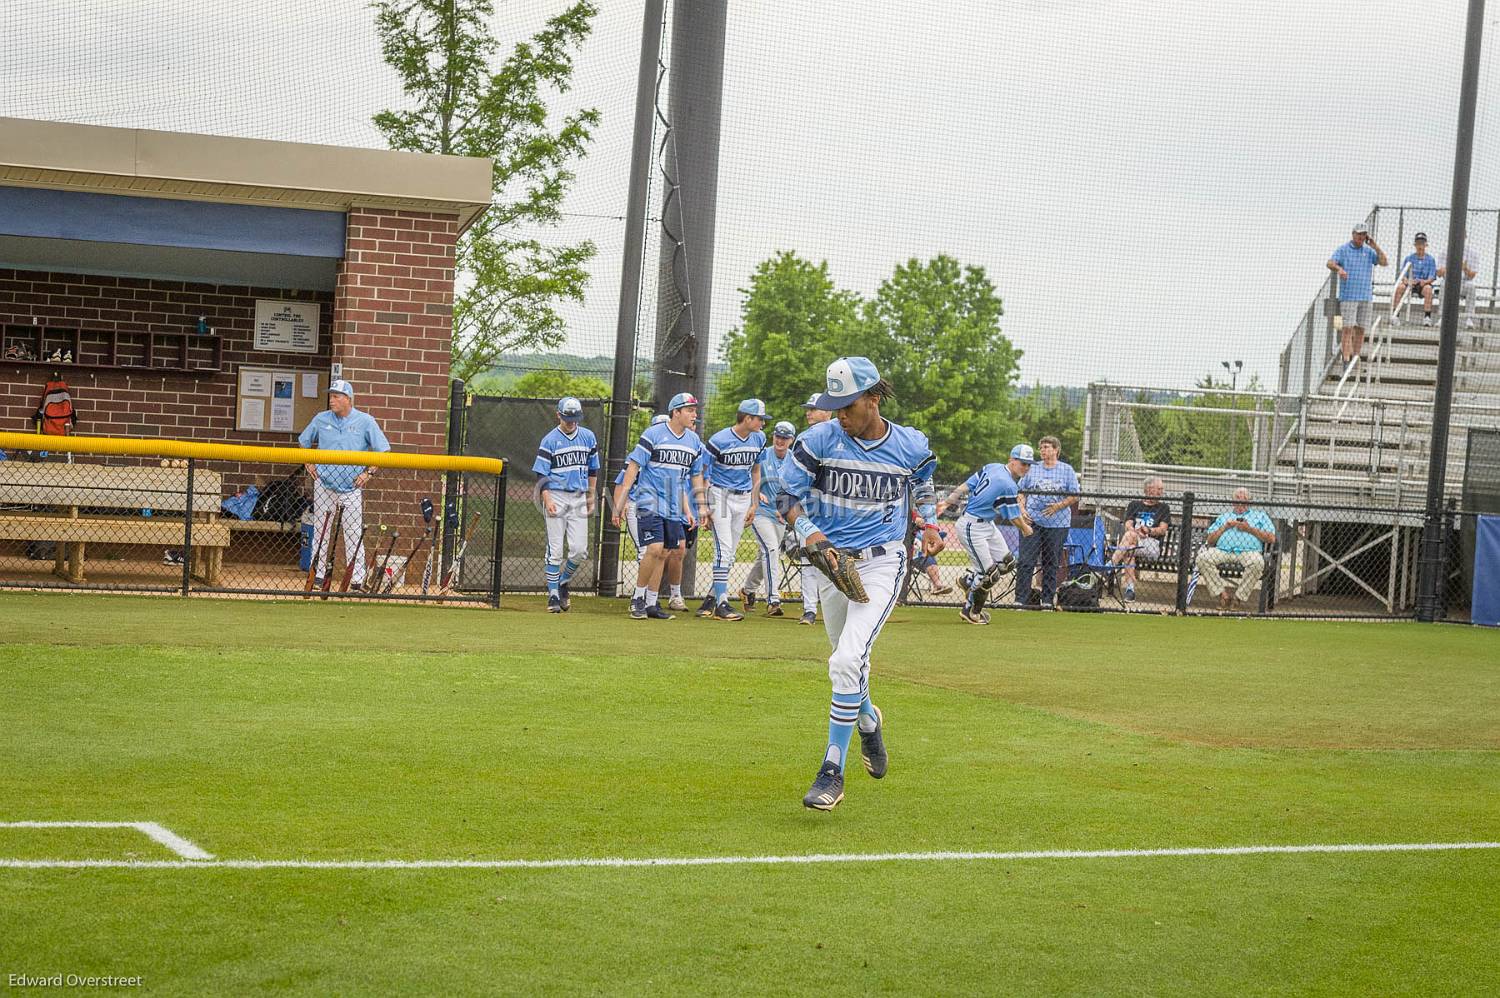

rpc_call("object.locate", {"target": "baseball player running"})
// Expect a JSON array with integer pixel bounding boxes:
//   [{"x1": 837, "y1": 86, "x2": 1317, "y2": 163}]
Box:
[
  {"x1": 779, "y1": 357, "x2": 942, "y2": 811},
  {"x1": 741, "y1": 419, "x2": 797, "y2": 616},
  {"x1": 697, "y1": 399, "x2": 768, "y2": 621},
  {"x1": 796, "y1": 393, "x2": 831, "y2": 625},
  {"x1": 936, "y1": 445, "x2": 1036, "y2": 625},
  {"x1": 533, "y1": 397, "x2": 599, "y2": 613},
  {"x1": 612, "y1": 393, "x2": 701, "y2": 620}
]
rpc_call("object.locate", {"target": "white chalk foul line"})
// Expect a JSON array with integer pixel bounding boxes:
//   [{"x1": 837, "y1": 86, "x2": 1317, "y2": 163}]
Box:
[
  {"x1": 0, "y1": 840, "x2": 1495, "y2": 871},
  {"x1": 0, "y1": 821, "x2": 214, "y2": 860}
]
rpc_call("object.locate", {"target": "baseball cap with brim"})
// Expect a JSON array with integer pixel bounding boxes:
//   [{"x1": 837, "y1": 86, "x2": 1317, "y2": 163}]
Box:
[
  {"x1": 557, "y1": 396, "x2": 583, "y2": 418},
  {"x1": 738, "y1": 398, "x2": 768, "y2": 418},
  {"x1": 772, "y1": 420, "x2": 796, "y2": 438},
  {"x1": 1010, "y1": 443, "x2": 1036, "y2": 464},
  {"x1": 801, "y1": 393, "x2": 822, "y2": 410},
  {"x1": 328, "y1": 379, "x2": 354, "y2": 400},
  {"x1": 650, "y1": 414, "x2": 669, "y2": 425},
  {"x1": 668, "y1": 391, "x2": 699, "y2": 412},
  {"x1": 815, "y1": 356, "x2": 881, "y2": 410},
  {"x1": 1353, "y1": 223, "x2": 1370, "y2": 235},
  {"x1": 1415, "y1": 232, "x2": 1428, "y2": 242}
]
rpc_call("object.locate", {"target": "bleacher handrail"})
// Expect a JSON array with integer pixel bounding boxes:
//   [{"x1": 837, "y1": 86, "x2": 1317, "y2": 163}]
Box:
[{"x1": 0, "y1": 432, "x2": 505, "y2": 475}]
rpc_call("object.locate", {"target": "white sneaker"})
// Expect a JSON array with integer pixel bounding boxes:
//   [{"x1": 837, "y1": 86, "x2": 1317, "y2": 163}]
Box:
[
  {"x1": 1388, "y1": 313, "x2": 1400, "y2": 327},
  {"x1": 1423, "y1": 315, "x2": 1433, "y2": 326},
  {"x1": 1465, "y1": 318, "x2": 1476, "y2": 329}
]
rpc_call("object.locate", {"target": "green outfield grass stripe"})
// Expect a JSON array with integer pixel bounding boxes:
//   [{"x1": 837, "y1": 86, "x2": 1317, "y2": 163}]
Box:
[{"x1": 2, "y1": 841, "x2": 1496, "y2": 871}]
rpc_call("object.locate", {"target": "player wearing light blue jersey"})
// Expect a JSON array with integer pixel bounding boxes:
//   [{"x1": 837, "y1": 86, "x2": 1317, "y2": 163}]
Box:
[
  {"x1": 612, "y1": 393, "x2": 702, "y2": 620},
  {"x1": 533, "y1": 397, "x2": 599, "y2": 612},
  {"x1": 779, "y1": 357, "x2": 942, "y2": 811},
  {"x1": 697, "y1": 399, "x2": 768, "y2": 621},
  {"x1": 741, "y1": 420, "x2": 797, "y2": 616},
  {"x1": 937, "y1": 446, "x2": 1036, "y2": 624}
]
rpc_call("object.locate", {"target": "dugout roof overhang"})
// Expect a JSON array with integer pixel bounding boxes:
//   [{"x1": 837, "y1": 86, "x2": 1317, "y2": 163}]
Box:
[{"x1": 0, "y1": 117, "x2": 493, "y2": 291}]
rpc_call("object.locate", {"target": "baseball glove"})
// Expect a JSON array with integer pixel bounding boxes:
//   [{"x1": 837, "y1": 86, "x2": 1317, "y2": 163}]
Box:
[{"x1": 804, "y1": 539, "x2": 869, "y2": 603}]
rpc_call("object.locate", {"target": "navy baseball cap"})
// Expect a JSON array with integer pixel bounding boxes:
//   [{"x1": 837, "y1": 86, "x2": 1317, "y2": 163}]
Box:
[
  {"x1": 1010, "y1": 443, "x2": 1036, "y2": 464},
  {"x1": 801, "y1": 393, "x2": 822, "y2": 410},
  {"x1": 772, "y1": 420, "x2": 796, "y2": 438},
  {"x1": 815, "y1": 356, "x2": 881, "y2": 409},
  {"x1": 738, "y1": 398, "x2": 768, "y2": 418},
  {"x1": 1415, "y1": 232, "x2": 1428, "y2": 242},
  {"x1": 557, "y1": 396, "x2": 583, "y2": 418},
  {"x1": 668, "y1": 391, "x2": 699, "y2": 412}
]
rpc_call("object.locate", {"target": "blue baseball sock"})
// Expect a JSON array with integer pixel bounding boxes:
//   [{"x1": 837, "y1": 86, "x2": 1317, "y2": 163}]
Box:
[
  {"x1": 560, "y1": 558, "x2": 580, "y2": 585},
  {"x1": 825, "y1": 692, "x2": 862, "y2": 771},
  {"x1": 857, "y1": 679, "x2": 878, "y2": 733},
  {"x1": 712, "y1": 573, "x2": 729, "y2": 603},
  {"x1": 545, "y1": 563, "x2": 561, "y2": 595}
]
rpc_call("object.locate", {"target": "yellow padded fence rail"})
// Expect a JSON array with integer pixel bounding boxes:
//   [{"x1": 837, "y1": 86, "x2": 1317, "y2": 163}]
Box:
[{"x1": 0, "y1": 433, "x2": 504, "y2": 475}]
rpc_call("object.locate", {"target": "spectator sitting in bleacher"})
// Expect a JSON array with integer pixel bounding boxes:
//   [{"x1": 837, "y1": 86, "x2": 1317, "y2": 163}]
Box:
[
  {"x1": 1391, "y1": 232, "x2": 1437, "y2": 326},
  {"x1": 1437, "y1": 242, "x2": 1482, "y2": 329},
  {"x1": 1108, "y1": 476, "x2": 1171, "y2": 602},
  {"x1": 1327, "y1": 222, "x2": 1388, "y2": 364},
  {"x1": 1195, "y1": 487, "x2": 1276, "y2": 611}
]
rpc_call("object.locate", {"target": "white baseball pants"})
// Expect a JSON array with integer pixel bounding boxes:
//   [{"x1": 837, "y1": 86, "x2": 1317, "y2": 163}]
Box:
[{"x1": 819, "y1": 546, "x2": 906, "y2": 696}]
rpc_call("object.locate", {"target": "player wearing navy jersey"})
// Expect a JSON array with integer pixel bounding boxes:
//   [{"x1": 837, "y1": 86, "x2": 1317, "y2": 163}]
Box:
[
  {"x1": 780, "y1": 357, "x2": 942, "y2": 811},
  {"x1": 612, "y1": 393, "x2": 701, "y2": 620},
  {"x1": 533, "y1": 397, "x2": 599, "y2": 612},
  {"x1": 741, "y1": 420, "x2": 797, "y2": 615},
  {"x1": 937, "y1": 445, "x2": 1035, "y2": 624},
  {"x1": 697, "y1": 399, "x2": 768, "y2": 621}
]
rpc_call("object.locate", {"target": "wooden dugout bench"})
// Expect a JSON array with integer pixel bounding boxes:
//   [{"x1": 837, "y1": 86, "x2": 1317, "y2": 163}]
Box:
[{"x1": 0, "y1": 463, "x2": 230, "y2": 584}]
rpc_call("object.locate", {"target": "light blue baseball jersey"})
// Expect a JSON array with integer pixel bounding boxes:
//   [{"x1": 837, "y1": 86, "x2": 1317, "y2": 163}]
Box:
[
  {"x1": 1404, "y1": 252, "x2": 1437, "y2": 282},
  {"x1": 1018, "y1": 460, "x2": 1080, "y2": 528},
  {"x1": 756, "y1": 446, "x2": 794, "y2": 519},
  {"x1": 703, "y1": 426, "x2": 766, "y2": 491},
  {"x1": 1208, "y1": 509, "x2": 1275, "y2": 553},
  {"x1": 1331, "y1": 241, "x2": 1380, "y2": 301},
  {"x1": 781, "y1": 418, "x2": 937, "y2": 550},
  {"x1": 297, "y1": 407, "x2": 391, "y2": 493},
  {"x1": 628, "y1": 422, "x2": 702, "y2": 521},
  {"x1": 962, "y1": 462, "x2": 1022, "y2": 521},
  {"x1": 532, "y1": 426, "x2": 599, "y2": 493}
]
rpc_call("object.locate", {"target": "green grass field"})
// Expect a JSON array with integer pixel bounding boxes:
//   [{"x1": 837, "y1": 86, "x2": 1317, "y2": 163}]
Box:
[{"x1": 1, "y1": 593, "x2": 1497, "y2": 995}]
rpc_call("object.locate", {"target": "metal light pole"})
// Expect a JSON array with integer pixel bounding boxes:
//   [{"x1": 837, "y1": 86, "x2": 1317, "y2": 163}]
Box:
[
  {"x1": 1222, "y1": 359, "x2": 1243, "y2": 469},
  {"x1": 1418, "y1": 0, "x2": 1486, "y2": 621}
]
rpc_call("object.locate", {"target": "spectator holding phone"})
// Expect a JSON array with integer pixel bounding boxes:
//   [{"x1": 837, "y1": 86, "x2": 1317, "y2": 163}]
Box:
[{"x1": 1195, "y1": 487, "x2": 1276, "y2": 610}]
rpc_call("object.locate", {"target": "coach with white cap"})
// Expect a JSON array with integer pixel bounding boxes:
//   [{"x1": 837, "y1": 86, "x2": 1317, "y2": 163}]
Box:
[{"x1": 299, "y1": 379, "x2": 390, "y2": 589}]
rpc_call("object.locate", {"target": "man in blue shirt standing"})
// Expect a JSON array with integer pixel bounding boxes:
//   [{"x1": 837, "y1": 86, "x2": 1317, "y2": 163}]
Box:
[
  {"x1": 1327, "y1": 222, "x2": 1388, "y2": 363},
  {"x1": 780, "y1": 356, "x2": 943, "y2": 810},
  {"x1": 1391, "y1": 232, "x2": 1438, "y2": 326},
  {"x1": 698, "y1": 399, "x2": 768, "y2": 621},
  {"x1": 1196, "y1": 487, "x2": 1277, "y2": 610},
  {"x1": 1016, "y1": 435, "x2": 1080, "y2": 609},
  {"x1": 533, "y1": 397, "x2": 599, "y2": 613},
  {"x1": 612, "y1": 392, "x2": 702, "y2": 620},
  {"x1": 742, "y1": 419, "x2": 797, "y2": 616},
  {"x1": 298, "y1": 379, "x2": 390, "y2": 590}
]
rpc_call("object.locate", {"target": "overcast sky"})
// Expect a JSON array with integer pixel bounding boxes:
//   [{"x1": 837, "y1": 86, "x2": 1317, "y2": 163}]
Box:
[{"x1": 6, "y1": 0, "x2": 1500, "y2": 391}]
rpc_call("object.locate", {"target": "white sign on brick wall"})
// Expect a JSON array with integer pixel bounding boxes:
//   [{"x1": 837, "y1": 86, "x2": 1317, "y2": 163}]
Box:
[{"x1": 254, "y1": 299, "x2": 319, "y2": 354}]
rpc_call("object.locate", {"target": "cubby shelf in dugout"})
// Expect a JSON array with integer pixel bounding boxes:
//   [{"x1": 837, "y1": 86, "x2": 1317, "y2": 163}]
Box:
[{"x1": 2, "y1": 325, "x2": 224, "y2": 375}]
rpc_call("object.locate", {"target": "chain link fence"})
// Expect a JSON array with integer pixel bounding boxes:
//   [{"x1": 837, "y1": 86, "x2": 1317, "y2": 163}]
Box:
[{"x1": 0, "y1": 437, "x2": 505, "y2": 604}]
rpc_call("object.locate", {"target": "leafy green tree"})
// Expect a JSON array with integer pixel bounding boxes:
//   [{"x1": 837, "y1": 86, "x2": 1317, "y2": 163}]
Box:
[
  {"x1": 1132, "y1": 374, "x2": 1263, "y2": 471},
  {"x1": 373, "y1": 0, "x2": 600, "y2": 381},
  {"x1": 863, "y1": 255, "x2": 1024, "y2": 474},
  {"x1": 510, "y1": 368, "x2": 611, "y2": 400},
  {"x1": 708, "y1": 252, "x2": 866, "y2": 430}
]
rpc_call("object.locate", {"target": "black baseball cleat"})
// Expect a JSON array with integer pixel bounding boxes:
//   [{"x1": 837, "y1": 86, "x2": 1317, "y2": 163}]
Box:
[
  {"x1": 801, "y1": 762, "x2": 845, "y2": 811},
  {"x1": 547, "y1": 594, "x2": 562, "y2": 613},
  {"x1": 713, "y1": 601, "x2": 744, "y2": 621},
  {"x1": 558, "y1": 581, "x2": 571, "y2": 611},
  {"x1": 696, "y1": 595, "x2": 717, "y2": 618},
  {"x1": 858, "y1": 705, "x2": 888, "y2": 779},
  {"x1": 766, "y1": 602, "x2": 784, "y2": 617},
  {"x1": 645, "y1": 604, "x2": 676, "y2": 620},
  {"x1": 799, "y1": 610, "x2": 816, "y2": 626},
  {"x1": 739, "y1": 588, "x2": 757, "y2": 610},
  {"x1": 959, "y1": 605, "x2": 991, "y2": 625},
  {"x1": 629, "y1": 597, "x2": 647, "y2": 619}
]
